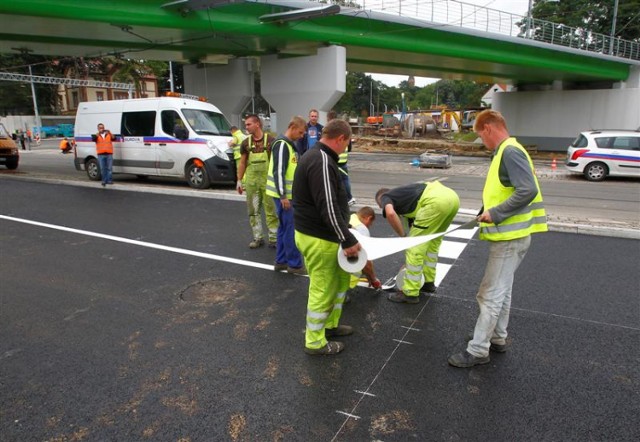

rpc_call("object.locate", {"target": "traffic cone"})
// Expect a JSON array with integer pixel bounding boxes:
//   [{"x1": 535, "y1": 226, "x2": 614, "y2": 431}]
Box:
[{"x1": 551, "y1": 157, "x2": 557, "y2": 171}]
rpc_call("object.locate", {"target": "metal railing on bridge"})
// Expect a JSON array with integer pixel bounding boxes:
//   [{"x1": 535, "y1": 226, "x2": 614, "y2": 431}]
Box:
[{"x1": 315, "y1": 0, "x2": 639, "y2": 61}]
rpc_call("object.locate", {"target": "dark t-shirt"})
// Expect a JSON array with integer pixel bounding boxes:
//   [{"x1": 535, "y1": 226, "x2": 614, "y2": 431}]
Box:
[{"x1": 379, "y1": 182, "x2": 427, "y2": 218}]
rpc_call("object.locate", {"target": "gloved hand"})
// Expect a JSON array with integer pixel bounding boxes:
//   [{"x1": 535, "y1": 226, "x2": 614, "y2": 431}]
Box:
[
  {"x1": 370, "y1": 278, "x2": 381, "y2": 289},
  {"x1": 236, "y1": 181, "x2": 243, "y2": 195}
]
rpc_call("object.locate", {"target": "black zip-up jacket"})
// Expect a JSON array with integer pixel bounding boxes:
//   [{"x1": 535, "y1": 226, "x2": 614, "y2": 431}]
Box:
[{"x1": 292, "y1": 142, "x2": 357, "y2": 248}]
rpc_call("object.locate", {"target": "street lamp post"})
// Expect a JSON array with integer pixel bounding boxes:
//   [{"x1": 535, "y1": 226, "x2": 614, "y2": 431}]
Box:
[
  {"x1": 28, "y1": 65, "x2": 42, "y2": 147},
  {"x1": 609, "y1": 0, "x2": 619, "y2": 54}
]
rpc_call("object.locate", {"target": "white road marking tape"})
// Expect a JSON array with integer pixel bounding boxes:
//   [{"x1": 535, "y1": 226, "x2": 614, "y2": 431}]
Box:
[
  {"x1": 354, "y1": 390, "x2": 376, "y2": 397},
  {"x1": 0, "y1": 214, "x2": 274, "y2": 271},
  {"x1": 392, "y1": 339, "x2": 413, "y2": 345},
  {"x1": 401, "y1": 326, "x2": 421, "y2": 332},
  {"x1": 335, "y1": 411, "x2": 360, "y2": 420}
]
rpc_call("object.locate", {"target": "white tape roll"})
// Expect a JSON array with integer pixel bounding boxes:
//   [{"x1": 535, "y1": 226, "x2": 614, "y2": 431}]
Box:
[{"x1": 337, "y1": 247, "x2": 368, "y2": 273}]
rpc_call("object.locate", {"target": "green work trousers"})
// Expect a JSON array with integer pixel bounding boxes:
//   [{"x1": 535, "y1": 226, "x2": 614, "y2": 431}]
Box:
[
  {"x1": 244, "y1": 164, "x2": 278, "y2": 243},
  {"x1": 402, "y1": 181, "x2": 459, "y2": 297},
  {"x1": 295, "y1": 230, "x2": 350, "y2": 350}
]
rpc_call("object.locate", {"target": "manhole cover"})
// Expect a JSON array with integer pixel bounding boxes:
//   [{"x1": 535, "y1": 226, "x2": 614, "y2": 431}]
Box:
[{"x1": 179, "y1": 278, "x2": 248, "y2": 306}]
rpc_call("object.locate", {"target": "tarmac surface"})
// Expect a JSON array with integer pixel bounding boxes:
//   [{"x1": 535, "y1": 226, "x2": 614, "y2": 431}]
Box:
[{"x1": 1, "y1": 176, "x2": 639, "y2": 441}]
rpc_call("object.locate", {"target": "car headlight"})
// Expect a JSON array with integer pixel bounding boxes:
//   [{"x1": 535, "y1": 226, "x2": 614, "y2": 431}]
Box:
[{"x1": 207, "y1": 140, "x2": 229, "y2": 161}]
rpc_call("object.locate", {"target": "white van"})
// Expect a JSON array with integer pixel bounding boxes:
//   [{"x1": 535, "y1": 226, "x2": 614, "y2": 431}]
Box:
[{"x1": 74, "y1": 95, "x2": 235, "y2": 188}]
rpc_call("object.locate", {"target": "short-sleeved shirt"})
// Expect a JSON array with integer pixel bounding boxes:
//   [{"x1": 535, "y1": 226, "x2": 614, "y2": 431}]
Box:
[
  {"x1": 239, "y1": 132, "x2": 273, "y2": 156},
  {"x1": 379, "y1": 183, "x2": 427, "y2": 218}
]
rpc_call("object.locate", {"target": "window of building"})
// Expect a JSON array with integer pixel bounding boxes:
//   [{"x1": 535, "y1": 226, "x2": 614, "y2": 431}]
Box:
[
  {"x1": 114, "y1": 92, "x2": 128, "y2": 100},
  {"x1": 71, "y1": 91, "x2": 79, "y2": 108},
  {"x1": 96, "y1": 91, "x2": 104, "y2": 102}
]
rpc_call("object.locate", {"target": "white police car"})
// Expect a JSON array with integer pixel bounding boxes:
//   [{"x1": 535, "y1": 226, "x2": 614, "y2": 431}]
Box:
[{"x1": 565, "y1": 130, "x2": 640, "y2": 181}]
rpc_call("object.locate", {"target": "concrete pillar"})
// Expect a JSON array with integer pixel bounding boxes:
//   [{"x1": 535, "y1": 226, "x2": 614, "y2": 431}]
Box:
[
  {"x1": 183, "y1": 58, "x2": 255, "y2": 127},
  {"x1": 260, "y1": 45, "x2": 346, "y2": 133}
]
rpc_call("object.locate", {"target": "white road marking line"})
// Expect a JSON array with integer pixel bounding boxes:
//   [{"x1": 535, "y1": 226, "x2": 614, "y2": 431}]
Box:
[
  {"x1": 401, "y1": 326, "x2": 421, "y2": 332},
  {"x1": 392, "y1": 339, "x2": 413, "y2": 345},
  {"x1": 335, "y1": 411, "x2": 360, "y2": 420},
  {"x1": 354, "y1": 390, "x2": 376, "y2": 397},
  {"x1": 438, "y1": 240, "x2": 468, "y2": 260},
  {"x1": 0, "y1": 214, "x2": 274, "y2": 271}
]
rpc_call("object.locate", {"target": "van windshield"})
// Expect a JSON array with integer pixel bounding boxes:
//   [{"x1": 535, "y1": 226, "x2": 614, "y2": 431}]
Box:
[{"x1": 182, "y1": 108, "x2": 232, "y2": 137}]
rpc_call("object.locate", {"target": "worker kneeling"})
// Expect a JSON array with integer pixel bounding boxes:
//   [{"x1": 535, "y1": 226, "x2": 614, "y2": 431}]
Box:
[{"x1": 376, "y1": 181, "x2": 459, "y2": 303}]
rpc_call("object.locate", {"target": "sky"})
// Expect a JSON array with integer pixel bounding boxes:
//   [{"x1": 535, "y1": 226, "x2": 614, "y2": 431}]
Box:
[{"x1": 368, "y1": 0, "x2": 531, "y2": 87}]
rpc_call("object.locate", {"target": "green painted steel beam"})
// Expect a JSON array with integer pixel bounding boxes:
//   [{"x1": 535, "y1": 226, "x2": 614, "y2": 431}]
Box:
[{"x1": 0, "y1": 0, "x2": 633, "y2": 83}]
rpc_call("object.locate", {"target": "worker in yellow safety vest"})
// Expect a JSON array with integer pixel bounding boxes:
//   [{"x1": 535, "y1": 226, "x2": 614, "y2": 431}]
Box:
[
  {"x1": 266, "y1": 116, "x2": 307, "y2": 274},
  {"x1": 236, "y1": 114, "x2": 279, "y2": 249},
  {"x1": 228, "y1": 125, "x2": 246, "y2": 183},
  {"x1": 448, "y1": 109, "x2": 547, "y2": 368},
  {"x1": 347, "y1": 207, "x2": 381, "y2": 295}
]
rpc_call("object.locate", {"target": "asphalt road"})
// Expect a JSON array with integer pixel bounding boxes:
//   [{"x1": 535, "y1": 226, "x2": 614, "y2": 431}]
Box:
[
  {"x1": 4, "y1": 142, "x2": 640, "y2": 232},
  {"x1": 1, "y1": 180, "x2": 638, "y2": 441}
]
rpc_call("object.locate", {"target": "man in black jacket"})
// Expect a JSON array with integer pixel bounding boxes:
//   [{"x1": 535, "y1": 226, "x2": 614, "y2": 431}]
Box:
[{"x1": 293, "y1": 119, "x2": 361, "y2": 355}]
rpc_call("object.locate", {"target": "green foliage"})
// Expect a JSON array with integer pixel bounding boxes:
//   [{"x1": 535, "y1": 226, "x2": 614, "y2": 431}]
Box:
[
  {"x1": 0, "y1": 54, "x2": 61, "y2": 115},
  {"x1": 526, "y1": 0, "x2": 639, "y2": 42},
  {"x1": 334, "y1": 72, "x2": 490, "y2": 116}
]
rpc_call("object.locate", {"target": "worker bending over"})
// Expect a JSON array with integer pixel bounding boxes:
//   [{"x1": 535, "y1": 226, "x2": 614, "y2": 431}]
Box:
[{"x1": 376, "y1": 181, "x2": 459, "y2": 304}]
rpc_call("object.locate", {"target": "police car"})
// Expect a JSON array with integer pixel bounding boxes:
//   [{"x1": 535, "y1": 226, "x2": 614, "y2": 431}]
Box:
[{"x1": 565, "y1": 130, "x2": 640, "y2": 181}]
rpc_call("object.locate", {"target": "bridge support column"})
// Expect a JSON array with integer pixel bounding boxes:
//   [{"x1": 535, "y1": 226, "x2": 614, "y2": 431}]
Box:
[
  {"x1": 183, "y1": 58, "x2": 255, "y2": 127},
  {"x1": 260, "y1": 45, "x2": 346, "y2": 133},
  {"x1": 614, "y1": 65, "x2": 640, "y2": 89}
]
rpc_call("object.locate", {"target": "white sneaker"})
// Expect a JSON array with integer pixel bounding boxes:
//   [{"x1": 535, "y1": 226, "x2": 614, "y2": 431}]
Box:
[{"x1": 348, "y1": 198, "x2": 357, "y2": 206}]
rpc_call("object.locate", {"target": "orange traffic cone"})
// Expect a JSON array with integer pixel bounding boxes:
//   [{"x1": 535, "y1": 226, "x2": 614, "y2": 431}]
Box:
[{"x1": 551, "y1": 157, "x2": 557, "y2": 171}]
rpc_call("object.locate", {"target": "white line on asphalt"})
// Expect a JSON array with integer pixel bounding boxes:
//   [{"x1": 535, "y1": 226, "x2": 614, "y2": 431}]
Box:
[
  {"x1": 434, "y1": 293, "x2": 640, "y2": 331},
  {"x1": 354, "y1": 390, "x2": 376, "y2": 397},
  {"x1": 392, "y1": 339, "x2": 413, "y2": 345},
  {"x1": 335, "y1": 411, "x2": 360, "y2": 420},
  {"x1": 0, "y1": 214, "x2": 274, "y2": 271},
  {"x1": 401, "y1": 326, "x2": 421, "y2": 332}
]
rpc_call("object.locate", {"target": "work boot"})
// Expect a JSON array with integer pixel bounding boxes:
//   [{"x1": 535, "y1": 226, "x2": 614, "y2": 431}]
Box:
[
  {"x1": 274, "y1": 263, "x2": 288, "y2": 272},
  {"x1": 287, "y1": 266, "x2": 307, "y2": 275},
  {"x1": 466, "y1": 333, "x2": 507, "y2": 353},
  {"x1": 348, "y1": 198, "x2": 357, "y2": 206},
  {"x1": 249, "y1": 238, "x2": 264, "y2": 249},
  {"x1": 325, "y1": 325, "x2": 353, "y2": 337},
  {"x1": 387, "y1": 291, "x2": 419, "y2": 304},
  {"x1": 420, "y1": 281, "x2": 437, "y2": 293},
  {"x1": 304, "y1": 341, "x2": 345, "y2": 355},
  {"x1": 448, "y1": 351, "x2": 490, "y2": 368}
]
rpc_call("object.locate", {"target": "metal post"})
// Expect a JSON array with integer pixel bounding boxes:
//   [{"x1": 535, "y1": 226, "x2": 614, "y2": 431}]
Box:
[
  {"x1": 609, "y1": 0, "x2": 619, "y2": 54},
  {"x1": 169, "y1": 61, "x2": 175, "y2": 92},
  {"x1": 526, "y1": 0, "x2": 533, "y2": 38},
  {"x1": 28, "y1": 65, "x2": 42, "y2": 147}
]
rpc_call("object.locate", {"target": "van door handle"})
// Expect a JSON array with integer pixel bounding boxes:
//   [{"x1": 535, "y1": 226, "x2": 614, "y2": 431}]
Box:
[
  {"x1": 159, "y1": 143, "x2": 167, "y2": 146},
  {"x1": 144, "y1": 143, "x2": 151, "y2": 146}
]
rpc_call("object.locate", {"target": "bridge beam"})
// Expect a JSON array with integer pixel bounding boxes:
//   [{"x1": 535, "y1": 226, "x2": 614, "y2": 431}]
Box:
[
  {"x1": 260, "y1": 46, "x2": 346, "y2": 133},
  {"x1": 183, "y1": 58, "x2": 254, "y2": 127}
]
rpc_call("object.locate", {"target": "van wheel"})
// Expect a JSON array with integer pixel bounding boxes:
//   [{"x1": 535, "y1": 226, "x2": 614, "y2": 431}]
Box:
[
  {"x1": 5, "y1": 158, "x2": 19, "y2": 170},
  {"x1": 86, "y1": 158, "x2": 101, "y2": 181},
  {"x1": 584, "y1": 162, "x2": 607, "y2": 181},
  {"x1": 187, "y1": 162, "x2": 210, "y2": 189}
]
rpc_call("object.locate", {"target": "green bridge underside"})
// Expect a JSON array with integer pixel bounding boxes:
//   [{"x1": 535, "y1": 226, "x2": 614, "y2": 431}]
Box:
[{"x1": 0, "y1": 0, "x2": 633, "y2": 84}]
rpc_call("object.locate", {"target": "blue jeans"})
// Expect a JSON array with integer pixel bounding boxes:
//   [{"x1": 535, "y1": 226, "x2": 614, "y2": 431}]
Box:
[
  {"x1": 98, "y1": 154, "x2": 113, "y2": 184},
  {"x1": 274, "y1": 198, "x2": 303, "y2": 269},
  {"x1": 467, "y1": 235, "x2": 531, "y2": 358}
]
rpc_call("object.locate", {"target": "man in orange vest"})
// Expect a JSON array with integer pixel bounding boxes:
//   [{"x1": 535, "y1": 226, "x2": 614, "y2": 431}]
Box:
[{"x1": 93, "y1": 123, "x2": 115, "y2": 187}]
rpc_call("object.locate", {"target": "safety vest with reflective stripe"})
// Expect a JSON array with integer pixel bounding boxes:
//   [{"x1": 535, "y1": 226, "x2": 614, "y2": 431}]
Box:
[
  {"x1": 231, "y1": 129, "x2": 246, "y2": 160},
  {"x1": 479, "y1": 138, "x2": 548, "y2": 241},
  {"x1": 266, "y1": 138, "x2": 297, "y2": 199},
  {"x1": 95, "y1": 132, "x2": 115, "y2": 155}
]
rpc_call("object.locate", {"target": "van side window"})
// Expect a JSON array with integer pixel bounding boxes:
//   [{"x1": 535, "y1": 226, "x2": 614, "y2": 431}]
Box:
[
  {"x1": 121, "y1": 111, "x2": 156, "y2": 137},
  {"x1": 161, "y1": 110, "x2": 186, "y2": 137}
]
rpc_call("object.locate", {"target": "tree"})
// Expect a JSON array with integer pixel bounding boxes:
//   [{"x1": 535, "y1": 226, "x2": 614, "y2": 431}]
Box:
[{"x1": 524, "y1": 0, "x2": 639, "y2": 46}]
